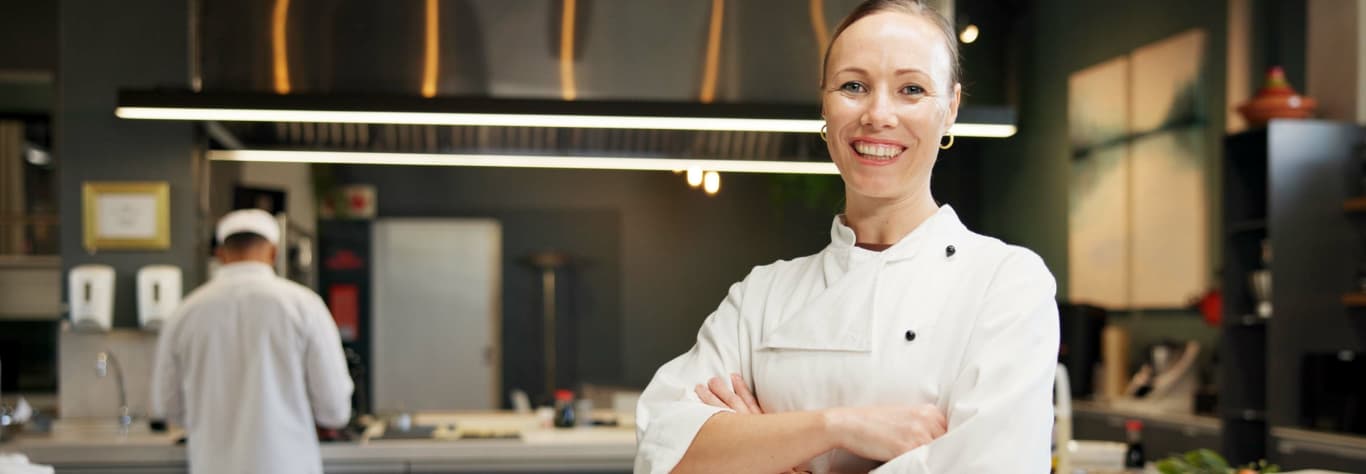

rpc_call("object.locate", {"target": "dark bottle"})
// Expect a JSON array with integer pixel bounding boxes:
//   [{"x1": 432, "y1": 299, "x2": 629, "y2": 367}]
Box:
[
  {"x1": 1124, "y1": 419, "x2": 1145, "y2": 470},
  {"x1": 553, "y1": 389, "x2": 576, "y2": 428}
]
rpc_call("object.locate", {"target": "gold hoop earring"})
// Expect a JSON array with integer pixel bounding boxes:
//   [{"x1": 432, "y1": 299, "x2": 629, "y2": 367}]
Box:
[
  {"x1": 939, "y1": 133, "x2": 955, "y2": 150},
  {"x1": 819, "y1": 124, "x2": 828, "y2": 142}
]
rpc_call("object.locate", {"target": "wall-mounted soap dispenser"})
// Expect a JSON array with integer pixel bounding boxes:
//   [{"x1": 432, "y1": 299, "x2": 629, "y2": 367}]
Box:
[
  {"x1": 69, "y1": 264, "x2": 114, "y2": 331},
  {"x1": 137, "y1": 265, "x2": 182, "y2": 330}
]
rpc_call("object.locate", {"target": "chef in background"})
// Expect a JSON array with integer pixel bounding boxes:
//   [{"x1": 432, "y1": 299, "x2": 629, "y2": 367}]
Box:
[{"x1": 150, "y1": 208, "x2": 353, "y2": 474}]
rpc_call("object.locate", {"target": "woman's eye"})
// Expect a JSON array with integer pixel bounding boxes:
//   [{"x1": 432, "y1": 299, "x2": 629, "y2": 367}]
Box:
[
  {"x1": 839, "y1": 82, "x2": 866, "y2": 93},
  {"x1": 901, "y1": 85, "x2": 926, "y2": 95}
]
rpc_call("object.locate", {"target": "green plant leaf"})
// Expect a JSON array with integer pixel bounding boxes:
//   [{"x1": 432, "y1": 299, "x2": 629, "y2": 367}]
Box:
[
  {"x1": 1195, "y1": 449, "x2": 1230, "y2": 470},
  {"x1": 1156, "y1": 458, "x2": 1190, "y2": 474},
  {"x1": 1156, "y1": 448, "x2": 1237, "y2": 474}
]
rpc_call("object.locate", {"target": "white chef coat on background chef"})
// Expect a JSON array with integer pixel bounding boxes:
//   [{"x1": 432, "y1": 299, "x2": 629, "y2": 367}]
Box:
[
  {"x1": 635, "y1": 206, "x2": 1059, "y2": 473},
  {"x1": 150, "y1": 261, "x2": 353, "y2": 474}
]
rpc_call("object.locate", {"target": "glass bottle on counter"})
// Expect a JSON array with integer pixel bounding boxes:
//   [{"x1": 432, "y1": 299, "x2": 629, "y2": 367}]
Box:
[
  {"x1": 1124, "y1": 419, "x2": 1145, "y2": 471},
  {"x1": 553, "y1": 389, "x2": 576, "y2": 428}
]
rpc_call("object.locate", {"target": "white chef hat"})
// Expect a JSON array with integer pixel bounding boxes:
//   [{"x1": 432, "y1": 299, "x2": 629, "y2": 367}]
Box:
[{"x1": 215, "y1": 209, "x2": 280, "y2": 245}]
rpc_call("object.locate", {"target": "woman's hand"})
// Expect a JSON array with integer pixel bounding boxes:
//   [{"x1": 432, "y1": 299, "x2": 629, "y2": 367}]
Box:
[
  {"x1": 696, "y1": 374, "x2": 813, "y2": 474},
  {"x1": 695, "y1": 373, "x2": 765, "y2": 414},
  {"x1": 695, "y1": 374, "x2": 947, "y2": 462},
  {"x1": 823, "y1": 404, "x2": 948, "y2": 462}
]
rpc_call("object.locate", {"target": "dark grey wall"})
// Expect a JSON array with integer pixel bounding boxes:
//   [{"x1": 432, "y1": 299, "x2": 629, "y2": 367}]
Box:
[
  {"x1": 496, "y1": 210, "x2": 622, "y2": 399},
  {"x1": 337, "y1": 159, "x2": 980, "y2": 388},
  {"x1": 58, "y1": 0, "x2": 199, "y2": 327}
]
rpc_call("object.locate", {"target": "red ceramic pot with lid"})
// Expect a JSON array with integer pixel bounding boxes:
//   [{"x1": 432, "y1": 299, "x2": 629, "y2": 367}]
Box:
[{"x1": 1237, "y1": 66, "x2": 1317, "y2": 127}]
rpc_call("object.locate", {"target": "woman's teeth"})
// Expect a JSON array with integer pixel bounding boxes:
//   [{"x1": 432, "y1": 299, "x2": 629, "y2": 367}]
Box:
[{"x1": 853, "y1": 141, "x2": 905, "y2": 159}]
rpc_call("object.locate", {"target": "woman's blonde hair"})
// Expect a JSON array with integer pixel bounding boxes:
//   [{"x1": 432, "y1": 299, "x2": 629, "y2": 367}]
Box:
[{"x1": 820, "y1": 0, "x2": 962, "y2": 88}]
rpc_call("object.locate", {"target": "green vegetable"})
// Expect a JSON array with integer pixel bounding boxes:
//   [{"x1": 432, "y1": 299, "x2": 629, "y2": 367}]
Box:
[{"x1": 1154, "y1": 449, "x2": 1280, "y2": 474}]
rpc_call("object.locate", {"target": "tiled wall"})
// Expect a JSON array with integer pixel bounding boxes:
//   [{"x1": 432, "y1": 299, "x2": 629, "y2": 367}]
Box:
[{"x1": 57, "y1": 325, "x2": 158, "y2": 419}]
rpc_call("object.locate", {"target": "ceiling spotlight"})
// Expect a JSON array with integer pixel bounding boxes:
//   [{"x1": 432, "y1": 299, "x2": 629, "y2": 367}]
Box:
[
  {"x1": 686, "y1": 166, "x2": 704, "y2": 187},
  {"x1": 960, "y1": 24, "x2": 979, "y2": 44},
  {"x1": 703, "y1": 171, "x2": 720, "y2": 195}
]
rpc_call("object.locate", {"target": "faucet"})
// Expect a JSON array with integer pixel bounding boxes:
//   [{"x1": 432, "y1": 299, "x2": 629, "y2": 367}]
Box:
[{"x1": 95, "y1": 351, "x2": 132, "y2": 431}]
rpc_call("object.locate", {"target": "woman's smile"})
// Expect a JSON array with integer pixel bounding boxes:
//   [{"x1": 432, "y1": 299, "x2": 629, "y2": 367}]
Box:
[{"x1": 850, "y1": 137, "x2": 908, "y2": 166}]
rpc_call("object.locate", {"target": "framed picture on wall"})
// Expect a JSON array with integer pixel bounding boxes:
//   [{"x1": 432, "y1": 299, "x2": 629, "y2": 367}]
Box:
[{"x1": 82, "y1": 181, "x2": 170, "y2": 252}]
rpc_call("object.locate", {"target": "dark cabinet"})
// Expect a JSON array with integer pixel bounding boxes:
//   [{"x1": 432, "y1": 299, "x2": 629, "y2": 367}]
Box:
[{"x1": 1221, "y1": 120, "x2": 1366, "y2": 468}]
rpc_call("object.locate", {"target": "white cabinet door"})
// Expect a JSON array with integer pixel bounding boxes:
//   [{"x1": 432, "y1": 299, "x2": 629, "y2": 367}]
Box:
[{"x1": 373, "y1": 219, "x2": 501, "y2": 411}]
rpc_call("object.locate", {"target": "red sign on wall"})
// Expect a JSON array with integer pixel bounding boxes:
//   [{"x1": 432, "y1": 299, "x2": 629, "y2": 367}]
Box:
[
  {"x1": 324, "y1": 249, "x2": 365, "y2": 271},
  {"x1": 327, "y1": 284, "x2": 360, "y2": 342}
]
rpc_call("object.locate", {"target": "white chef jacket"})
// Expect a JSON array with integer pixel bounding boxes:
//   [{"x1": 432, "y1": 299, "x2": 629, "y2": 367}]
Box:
[
  {"x1": 150, "y1": 261, "x2": 353, "y2": 474},
  {"x1": 635, "y1": 205, "x2": 1059, "y2": 473}
]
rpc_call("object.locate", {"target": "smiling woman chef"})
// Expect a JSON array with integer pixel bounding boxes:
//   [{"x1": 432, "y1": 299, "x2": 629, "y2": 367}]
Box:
[{"x1": 633, "y1": 1, "x2": 1059, "y2": 473}]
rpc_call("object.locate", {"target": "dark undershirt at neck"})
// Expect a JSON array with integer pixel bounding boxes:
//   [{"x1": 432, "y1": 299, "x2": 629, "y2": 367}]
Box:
[{"x1": 855, "y1": 242, "x2": 894, "y2": 251}]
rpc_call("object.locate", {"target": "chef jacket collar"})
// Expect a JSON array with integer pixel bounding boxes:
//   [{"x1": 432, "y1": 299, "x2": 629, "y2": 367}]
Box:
[
  {"x1": 829, "y1": 204, "x2": 963, "y2": 263},
  {"x1": 760, "y1": 206, "x2": 968, "y2": 353}
]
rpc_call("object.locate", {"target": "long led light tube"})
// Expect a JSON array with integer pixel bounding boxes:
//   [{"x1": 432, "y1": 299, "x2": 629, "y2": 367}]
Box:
[
  {"x1": 117, "y1": 107, "x2": 1017, "y2": 137},
  {"x1": 209, "y1": 149, "x2": 842, "y2": 174}
]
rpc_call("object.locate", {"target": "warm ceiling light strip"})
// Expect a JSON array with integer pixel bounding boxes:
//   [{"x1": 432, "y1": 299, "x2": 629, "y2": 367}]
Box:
[
  {"x1": 271, "y1": 0, "x2": 291, "y2": 95},
  {"x1": 948, "y1": 123, "x2": 1016, "y2": 138},
  {"x1": 699, "y1": 0, "x2": 725, "y2": 104},
  {"x1": 208, "y1": 149, "x2": 842, "y2": 175},
  {"x1": 809, "y1": 0, "x2": 829, "y2": 62},
  {"x1": 114, "y1": 106, "x2": 1018, "y2": 137},
  {"x1": 421, "y1": 0, "x2": 440, "y2": 98},
  {"x1": 560, "y1": 0, "x2": 578, "y2": 101}
]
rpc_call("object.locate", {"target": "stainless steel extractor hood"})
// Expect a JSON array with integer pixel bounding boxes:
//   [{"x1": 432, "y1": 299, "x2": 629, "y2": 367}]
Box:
[{"x1": 115, "y1": 0, "x2": 1014, "y2": 173}]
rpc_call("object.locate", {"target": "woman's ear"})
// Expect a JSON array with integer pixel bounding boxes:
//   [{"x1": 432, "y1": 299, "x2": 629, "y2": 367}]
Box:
[{"x1": 944, "y1": 82, "x2": 962, "y2": 131}]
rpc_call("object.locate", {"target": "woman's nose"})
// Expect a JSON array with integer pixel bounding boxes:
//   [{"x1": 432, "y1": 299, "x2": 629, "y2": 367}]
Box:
[{"x1": 861, "y1": 92, "x2": 899, "y2": 129}]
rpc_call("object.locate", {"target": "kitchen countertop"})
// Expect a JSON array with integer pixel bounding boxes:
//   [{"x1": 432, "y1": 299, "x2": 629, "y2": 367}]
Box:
[{"x1": 2, "y1": 412, "x2": 637, "y2": 472}]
